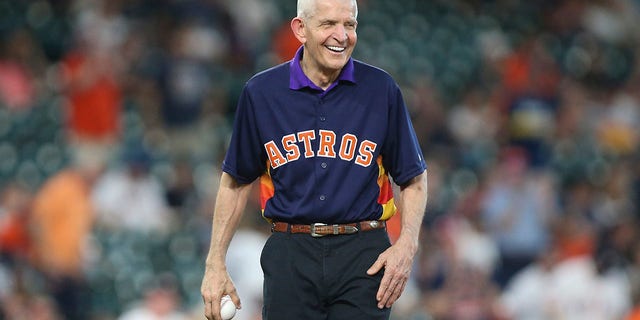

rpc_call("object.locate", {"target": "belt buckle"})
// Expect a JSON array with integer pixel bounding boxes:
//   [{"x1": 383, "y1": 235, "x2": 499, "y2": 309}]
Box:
[{"x1": 310, "y1": 223, "x2": 327, "y2": 237}]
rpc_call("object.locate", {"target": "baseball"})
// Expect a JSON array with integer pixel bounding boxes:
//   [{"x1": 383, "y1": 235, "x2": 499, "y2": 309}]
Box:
[{"x1": 220, "y1": 295, "x2": 237, "y2": 320}]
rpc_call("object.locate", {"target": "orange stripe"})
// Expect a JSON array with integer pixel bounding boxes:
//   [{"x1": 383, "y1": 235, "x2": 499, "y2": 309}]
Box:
[
  {"x1": 260, "y1": 165, "x2": 274, "y2": 217},
  {"x1": 376, "y1": 156, "x2": 397, "y2": 220}
]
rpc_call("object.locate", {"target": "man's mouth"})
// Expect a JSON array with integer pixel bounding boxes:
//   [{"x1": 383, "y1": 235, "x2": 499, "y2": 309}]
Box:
[{"x1": 325, "y1": 45, "x2": 345, "y2": 53}]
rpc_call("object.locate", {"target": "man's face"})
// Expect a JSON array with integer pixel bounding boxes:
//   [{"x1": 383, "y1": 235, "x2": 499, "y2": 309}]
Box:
[{"x1": 300, "y1": 0, "x2": 358, "y2": 74}]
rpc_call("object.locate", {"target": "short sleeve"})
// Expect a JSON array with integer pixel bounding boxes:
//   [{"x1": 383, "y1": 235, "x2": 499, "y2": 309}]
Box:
[
  {"x1": 381, "y1": 83, "x2": 427, "y2": 186},
  {"x1": 222, "y1": 85, "x2": 267, "y2": 184}
]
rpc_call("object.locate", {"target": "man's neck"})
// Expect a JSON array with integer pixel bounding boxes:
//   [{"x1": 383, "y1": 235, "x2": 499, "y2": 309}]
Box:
[{"x1": 300, "y1": 59, "x2": 340, "y2": 90}]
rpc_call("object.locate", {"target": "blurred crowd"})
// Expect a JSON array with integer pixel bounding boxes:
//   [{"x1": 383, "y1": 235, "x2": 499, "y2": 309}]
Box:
[{"x1": 1, "y1": 0, "x2": 640, "y2": 319}]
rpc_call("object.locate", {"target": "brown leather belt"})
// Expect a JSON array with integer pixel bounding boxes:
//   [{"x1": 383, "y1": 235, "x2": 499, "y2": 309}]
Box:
[{"x1": 271, "y1": 220, "x2": 386, "y2": 237}]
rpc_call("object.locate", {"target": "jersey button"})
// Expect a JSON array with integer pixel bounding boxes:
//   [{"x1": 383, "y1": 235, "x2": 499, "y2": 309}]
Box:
[
  {"x1": 319, "y1": 195, "x2": 326, "y2": 201},
  {"x1": 321, "y1": 162, "x2": 327, "y2": 169}
]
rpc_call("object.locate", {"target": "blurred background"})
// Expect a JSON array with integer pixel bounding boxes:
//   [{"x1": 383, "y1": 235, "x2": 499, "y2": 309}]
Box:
[{"x1": 1, "y1": 0, "x2": 640, "y2": 319}]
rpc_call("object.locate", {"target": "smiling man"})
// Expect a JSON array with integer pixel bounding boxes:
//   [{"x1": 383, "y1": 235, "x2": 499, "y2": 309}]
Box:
[
  {"x1": 293, "y1": 0, "x2": 358, "y2": 88},
  {"x1": 200, "y1": 0, "x2": 429, "y2": 319}
]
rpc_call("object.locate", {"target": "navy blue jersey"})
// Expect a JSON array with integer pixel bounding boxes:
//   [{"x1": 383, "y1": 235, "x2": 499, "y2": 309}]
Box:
[{"x1": 222, "y1": 48, "x2": 426, "y2": 224}]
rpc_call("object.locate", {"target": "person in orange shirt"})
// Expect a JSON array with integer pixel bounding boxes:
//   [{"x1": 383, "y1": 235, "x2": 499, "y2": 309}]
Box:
[
  {"x1": 59, "y1": 43, "x2": 123, "y2": 169},
  {"x1": 59, "y1": 0, "x2": 128, "y2": 167},
  {"x1": 61, "y1": 49, "x2": 122, "y2": 142},
  {"x1": 271, "y1": 20, "x2": 302, "y2": 63},
  {"x1": 30, "y1": 153, "x2": 105, "y2": 320}
]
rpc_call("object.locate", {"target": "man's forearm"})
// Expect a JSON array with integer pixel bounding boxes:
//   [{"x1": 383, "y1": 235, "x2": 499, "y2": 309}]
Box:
[
  {"x1": 397, "y1": 170, "x2": 428, "y2": 252},
  {"x1": 205, "y1": 172, "x2": 253, "y2": 267}
]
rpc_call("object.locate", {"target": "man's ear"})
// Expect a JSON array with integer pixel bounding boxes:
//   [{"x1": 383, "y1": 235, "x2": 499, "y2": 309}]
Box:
[{"x1": 291, "y1": 17, "x2": 306, "y2": 44}]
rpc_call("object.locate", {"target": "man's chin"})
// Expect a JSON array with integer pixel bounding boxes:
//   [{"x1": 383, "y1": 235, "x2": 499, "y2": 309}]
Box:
[{"x1": 324, "y1": 59, "x2": 349, "y2": 71}]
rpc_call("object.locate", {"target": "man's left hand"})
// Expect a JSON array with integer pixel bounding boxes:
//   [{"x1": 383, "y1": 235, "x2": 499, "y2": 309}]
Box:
[{"x1": 366, "y1": 240, "x2": 416, "y2": 309}]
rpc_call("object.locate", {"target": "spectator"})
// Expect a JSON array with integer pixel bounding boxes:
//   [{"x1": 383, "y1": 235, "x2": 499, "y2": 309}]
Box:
[
  {"x1": 222, "y1": 0, "x2": 280, "y2": 61},
  {"x1": 499, "y1": 35, "x2": 562, "y2": 167},
  {"x1": 499, "y1": 244, "x2": 560, "y2": 319},
  {"x1": 59, "y1": 0, "x2": 129, "y2": 165},
  {"x1": 151, "y1": 22, "x2": 228, "y2": 161},
  {"x1": 30, "y1": 150, "x2": 106, "y2": 320},
  {"x1": 92, "y1": 146, "x2": 173, "y2": 234},
  {"x1": 500, "y1": 224, "x2": 634, "y2": 320},
  {"x1": 480, "y1": 148, "x2": 557, "y2": 288},
  {"x1": 549, "y1": 253, "x2": 631, "y2": 319},
  {"x1": 447, "y1": 87, "x2": 500, "y2": 170},
  {"x1": 593, "y1": 87, "x2": 640, "y2": 157},
  {"x1": 118, "y1": 273, "x2": 189, "y2": 320},
  {"x1": 0, "y1": 28, "x2": 48, "y2": 111},
  {"x1": 271, "y1": 19, "x2": 302, "y2": 63}
]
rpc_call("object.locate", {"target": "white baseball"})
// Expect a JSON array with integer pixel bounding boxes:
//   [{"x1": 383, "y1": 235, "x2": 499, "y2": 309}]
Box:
[{"x1": 220, "y1": 295, "x2": 237, "y2": 320}]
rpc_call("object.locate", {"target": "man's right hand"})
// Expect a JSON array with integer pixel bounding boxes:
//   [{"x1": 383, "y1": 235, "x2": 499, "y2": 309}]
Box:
[{"x1": 201, "y1": 265, "x2": 241, "y2": 320}]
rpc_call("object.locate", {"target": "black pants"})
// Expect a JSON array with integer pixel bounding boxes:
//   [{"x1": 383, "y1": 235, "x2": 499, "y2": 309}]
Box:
[{"x1": 261, "y1": 228, "x2": 392, "y2": 320}]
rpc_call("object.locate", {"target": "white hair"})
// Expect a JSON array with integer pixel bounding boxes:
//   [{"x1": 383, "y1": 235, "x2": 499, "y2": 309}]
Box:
[{"x1": 297, "y1": 0, "x2": 358, "y2": 20}]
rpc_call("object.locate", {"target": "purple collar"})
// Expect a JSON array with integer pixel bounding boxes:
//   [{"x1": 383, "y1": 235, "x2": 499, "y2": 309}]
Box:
[{"x1": 289, "y1": 46, "x2": 355, "y2": 93}]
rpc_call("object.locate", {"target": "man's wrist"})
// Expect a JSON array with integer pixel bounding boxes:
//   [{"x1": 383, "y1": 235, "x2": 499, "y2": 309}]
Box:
[
  {"x1": 394, "y1": 234, "x2": 419, "y2": 255},
  {"x1": 205, "y1": 255, "x2": 226, "y2": 269}
]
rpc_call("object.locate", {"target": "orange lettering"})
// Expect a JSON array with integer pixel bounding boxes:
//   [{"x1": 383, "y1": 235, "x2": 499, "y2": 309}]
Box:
[
  {"x1": 355, "y1": 140, "x2": 377, "y2": 167},
  {"x1": 297, "y1": 130, "x2": 316, "y2": 158},
  {"x1": 282, "y1": 134, "x2": 300, "y2": 161},
  {"x1": 339, "y1": 134, "x2": 357, "y2": 161},
  {"x1": 317, "y1": 130, "x2": 337, "y2": 158},
  {"x1": 264, "y1": 141, "x2": 287, "y2": 168}
]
